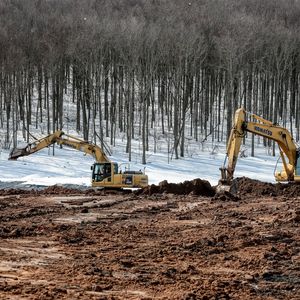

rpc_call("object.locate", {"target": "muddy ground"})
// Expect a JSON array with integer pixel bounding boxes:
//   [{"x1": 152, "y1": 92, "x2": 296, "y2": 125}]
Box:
[{"x1": 0, "y1": 178, "x2": 299, "y2": 299}]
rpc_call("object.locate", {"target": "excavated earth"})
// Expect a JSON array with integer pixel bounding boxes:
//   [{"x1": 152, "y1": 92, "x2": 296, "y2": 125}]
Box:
[{"x1": 0, "y1": 178, "x2": 299, "y2": 299}]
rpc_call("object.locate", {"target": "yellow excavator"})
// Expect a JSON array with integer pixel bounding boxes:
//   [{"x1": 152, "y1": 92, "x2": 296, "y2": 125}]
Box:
[
  {"x1": 9, "y1": 130, "x2": 148, "y2": 189},
  {"x1": 220, "y1": 107, "x2": 300, "y2": 188}
]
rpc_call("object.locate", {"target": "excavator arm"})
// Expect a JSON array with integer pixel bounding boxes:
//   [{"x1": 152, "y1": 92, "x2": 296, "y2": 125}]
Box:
[
  {"x1": 220, "y1": 108, "x2": 298, "y2": 185},
  {"x1": 9, "y1": 130, "x2": 110, "y2": 163},
  {"x1": 9, "y1": 130, "x2": 64, "y2": 160}
]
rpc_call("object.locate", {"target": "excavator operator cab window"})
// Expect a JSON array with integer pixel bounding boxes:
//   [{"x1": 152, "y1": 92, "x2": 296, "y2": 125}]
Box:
[
  {"x1": 296, "y1": 150, "x2": 300, "y2": 176},
  {"x1": 92, "y1": 164, "x2": 102, "y2": 182},
  {"x1": 113, "y1": 163, "x2": 118, "y2": 174},
  {"x1": 92, "y1": 163, "x2": 113, "y2": 182}
]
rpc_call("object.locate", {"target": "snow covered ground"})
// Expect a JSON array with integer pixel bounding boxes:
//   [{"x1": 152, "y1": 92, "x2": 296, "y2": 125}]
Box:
[
  {"x1": 0, "y1": 136, "x2": 280, "y2": 189},
  {"x1": 0, "y1": 78, "x2": 287, "y2": 189}
]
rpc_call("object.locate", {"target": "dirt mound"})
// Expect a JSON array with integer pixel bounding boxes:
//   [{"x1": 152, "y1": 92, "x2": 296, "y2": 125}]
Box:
[
  {"x1": 140, "y1": 178, "x2": 216, "y2": 196},
  {"x1": 0, "y1": 189, "x2": 36, "y2": 196},
  {"x1": 139, "y1": 176, "x2": 300, "y2": 199},
  {"x1": 2, "y1": 177, "x2": 300, "y2": 199},
  {"x1": 39, "y1": 185, "x2": 83, "y2": 195},
  {"x1": 236, "y1": 177, "x2": 300, "y2": 197},
  {"x1": 0, "y1": 186, "x2": 130, "y2": 196},
  {"x1": 0, "y1": 186, "x2": 83, "y2": 196}
]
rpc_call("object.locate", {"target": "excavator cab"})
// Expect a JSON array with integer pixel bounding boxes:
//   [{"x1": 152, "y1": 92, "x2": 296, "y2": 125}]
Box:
[
  {"x1": 92, "y1": 162, "x2": 118, "y2": 182},
  {"x1": 91, "y1": 162, "x2": 148, "y2": 188}
]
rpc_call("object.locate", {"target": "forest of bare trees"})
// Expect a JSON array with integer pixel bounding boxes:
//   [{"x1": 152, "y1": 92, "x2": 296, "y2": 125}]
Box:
[{"x1": 0, "y1": 0, "x2": 300, "y2": 163}]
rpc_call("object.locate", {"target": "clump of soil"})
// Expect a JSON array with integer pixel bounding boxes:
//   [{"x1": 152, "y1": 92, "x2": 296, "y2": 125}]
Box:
[{"x1": 140, "y1": 178, "x2": 215, "y2": 196}]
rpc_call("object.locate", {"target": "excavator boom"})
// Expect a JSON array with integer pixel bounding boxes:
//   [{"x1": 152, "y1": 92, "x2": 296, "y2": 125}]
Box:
[{"x1": 56, "y1": 135, "x2": 110, "y2": 163}]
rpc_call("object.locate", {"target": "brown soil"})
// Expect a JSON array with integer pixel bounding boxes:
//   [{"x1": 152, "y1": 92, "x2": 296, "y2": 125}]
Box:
[
  {"x1": 0, "y1": 178, "x2": 299, "y2": 299},
  {"x1": 139, "y1": 178, "x2": 215, "y2": 197}
]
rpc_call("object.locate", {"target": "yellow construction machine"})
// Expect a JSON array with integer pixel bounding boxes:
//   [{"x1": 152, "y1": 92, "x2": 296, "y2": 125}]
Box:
[
  {"x1": 220, "y1": 108, "x2": 300, "y2": 188},
  {"x1": 9, "y1": 130, "x2": 148, "y2": 189}
]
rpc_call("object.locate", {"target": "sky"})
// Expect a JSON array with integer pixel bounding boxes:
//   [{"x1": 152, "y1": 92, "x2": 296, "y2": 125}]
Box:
[{"x1": 0, "y1": 136, "x2": 280, "y2": 189}]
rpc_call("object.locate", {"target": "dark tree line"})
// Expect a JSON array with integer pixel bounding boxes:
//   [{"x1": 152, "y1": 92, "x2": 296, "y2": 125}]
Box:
[{"x1": 1, "y1": 0, "x2": 300, "y2": 162}]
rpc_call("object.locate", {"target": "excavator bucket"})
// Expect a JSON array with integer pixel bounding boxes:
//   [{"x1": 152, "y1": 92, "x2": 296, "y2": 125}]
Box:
[
  {"x1": 216, "y1": 179, "x2": 239, "y2": 195},
  {"x1": 216, "y1": 167, "x2": 238, "y2": 194},
  {"x1": 8, "y1": 147, "x2": 29, "y2": 160},
  {"x1": 216, "y1": 181, "x2": 232, "y2": 193}
]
